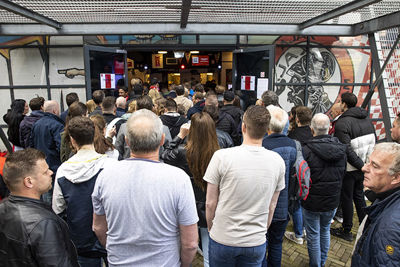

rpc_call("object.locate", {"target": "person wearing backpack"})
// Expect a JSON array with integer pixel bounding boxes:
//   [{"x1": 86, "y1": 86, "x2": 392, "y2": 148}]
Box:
[
  {"x1": 262, "y1": 105, "x2": 297, "y2": 267},
  {"x1": 302, "y1": 113, "x2": 347, "y2": 267}
]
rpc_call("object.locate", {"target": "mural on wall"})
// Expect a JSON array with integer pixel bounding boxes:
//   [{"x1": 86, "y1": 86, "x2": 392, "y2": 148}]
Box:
[
  {"x1": 274, "y1": 36, "x2": 371, "y2": 118},
  {"x1": 274, "y1": 35, "x2": 389, "y2": 140}
]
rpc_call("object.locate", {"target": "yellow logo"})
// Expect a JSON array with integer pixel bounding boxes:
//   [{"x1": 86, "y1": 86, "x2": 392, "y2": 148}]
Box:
[{"x1": 386, "y1": 245, "x2": 394, "y2": 255}]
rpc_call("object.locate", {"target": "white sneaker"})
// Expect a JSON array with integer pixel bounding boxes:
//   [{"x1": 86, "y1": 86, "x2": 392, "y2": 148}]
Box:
[{"x1": 284, "y1": 231, "x2": 304, "y2": 245}]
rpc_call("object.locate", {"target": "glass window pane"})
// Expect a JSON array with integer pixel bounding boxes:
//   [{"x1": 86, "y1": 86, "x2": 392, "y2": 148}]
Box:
[
  {"x1": 49, "y1": 36, "x2": 83, "y2": 45},
  {"x1": 248, "y1": 36, "x2": 278, "y2": 45},
  {"x1": 49, "y1": 48, "x2": 85, "y2": 85},
  {"x1": 13, "y1": 88, "x2": 48, "y2": 103},
  {"x1": 84, "y1": 35, "x2": 120, "y2": 45},
  {"x1": 51, "y1": 88, "x2": 86, "y2": 111},
  {"x1": 181, "y1": 35, "x2": 196, "y2": 44},
  {"x1": 0, "y1": 56, "x2": 9, "y2": 86},
  {"x1": 0, "y1": 89, "x2": 11, "y2": 125},
  {"x1": 199, "y1": 35, "x2": 236, "y2": 44},
  {"x1": 123, "y1": 35, "x2": 179, "y2": 44},
  {"x1": 10, "y1": 48, "x2": 46, "y2": 85}
]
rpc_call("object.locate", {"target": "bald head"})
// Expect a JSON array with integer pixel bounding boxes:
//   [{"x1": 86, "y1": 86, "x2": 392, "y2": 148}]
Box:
[
  {"x1": 126, "y1": 109, "x2": 163, "y2": 154},
  {"x1": 116, "y1": 97, "x2": 126, "y2": 109},
  {"x1": 43, "y1": 100, "x2": 60, "y2": 116},
  {"x1": 311, "y1": 113, "x2": 330, "y2": 136},
  {"x1": 331, "y1": 103, "x2": 343, "y2": 119}
]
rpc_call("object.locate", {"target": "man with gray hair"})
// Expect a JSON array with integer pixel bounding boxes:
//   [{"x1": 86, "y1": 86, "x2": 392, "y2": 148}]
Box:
[
  {"x1": 262, "y1": 105, "x2": 297, "y2": 266},
  {"x1": 92, "y1": 109, "x2": 198, "y2": 267},
  {"x1": 352, "y1": 142, "x2": 400, "y2": 267},
  {"x1": 301, "y1": 113, "x2": 347, "y2": 267},
  {"x1": 30, "y1": 100, "x2": 64, "y2": 204}
]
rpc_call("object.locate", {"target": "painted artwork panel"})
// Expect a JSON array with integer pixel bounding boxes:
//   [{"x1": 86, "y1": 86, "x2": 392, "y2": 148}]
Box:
[
  {"x1": 49, "y1": 48, "x2": 85, "y2": 85},
  {"x1": 274, "y1": 36, "x2": 372, "y2": 117},
  {"x1": 10, "y1": 48, "x2": 46, "y2": 85}
]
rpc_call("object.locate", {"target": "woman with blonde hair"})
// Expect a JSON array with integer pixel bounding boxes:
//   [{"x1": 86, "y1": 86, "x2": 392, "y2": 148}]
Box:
[
  {"x1": 86, "y1": 99, "x2": 96, "y2": 114},
  {"x1": 161, "y1": 112, "x2": 219, "y2": 267}
]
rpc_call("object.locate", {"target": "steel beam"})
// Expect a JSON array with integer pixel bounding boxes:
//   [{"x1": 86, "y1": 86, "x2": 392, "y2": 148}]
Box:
[
  {"x1": 361, "y1": 32, "x2": 400, "y2": 109},
  {"x1": 0, "y1": 23, "x2": 353, "y2": 36},
  {"x1": 181, "y1": 0, "x2": 192, "y2": 29},
  {"x1": 299, "y1": 0, "x2": 381, "y2": 30},
  {"x1": 0, "y1": 0, "x2": 61, "y2": 29},
  {"x1": 353, "y1": 11, "x2": 400, "y2": 35},
  {"x1": 364, "y1": 33, "x2": 395, "y2": 141}
]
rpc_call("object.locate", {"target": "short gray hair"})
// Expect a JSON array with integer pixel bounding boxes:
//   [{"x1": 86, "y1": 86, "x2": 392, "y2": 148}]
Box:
[
  {"x1": 266, "y1": 105, "x2": 288, "y2": 133},
  {"x1": 126, "y1": 109, "x2": 163, "y2": 153},
  {"x1": 261, "y1": 91, "x2": 279, "y2": 106},
  {"x1": 311, "y1": 113, "x2": 330, "y2": 136},
  {"x1": 373, "y1": 142, "x2": 400, "y2": 176}
]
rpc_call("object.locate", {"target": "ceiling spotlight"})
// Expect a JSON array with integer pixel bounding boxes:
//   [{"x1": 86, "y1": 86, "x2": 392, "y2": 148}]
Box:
[
  {"x1": 218, "y1": 65, "x2": 222, "y2": 69},
  {"x1": 191, "y1": 51, "x2": 200, "y2": 54},
  {"x1": 144, "y1": 65, "x2": 148, "y2": 70},
  {"x1": 158, "y1": 51, "x2": 168, "y2": 54}
]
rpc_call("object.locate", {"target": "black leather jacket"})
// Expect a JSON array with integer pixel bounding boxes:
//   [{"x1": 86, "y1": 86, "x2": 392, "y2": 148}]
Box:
[{"x1": 0, "y1": 195, "x2": 79, "y2": 267}]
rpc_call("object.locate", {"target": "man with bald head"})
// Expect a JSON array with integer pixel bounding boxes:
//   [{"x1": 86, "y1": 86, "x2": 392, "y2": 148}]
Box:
[
  {"x1": 302, "y1": 113, "x2": 347, "y2": 267},
  {"x1": 30, "y1": 100, "x2": 64, "y2": 204},
  {"x1": 328, "y1": 102, "x2": 343, "y2": 135},
  {"x1": 115, "y1": 96, "x2": 126, "y2": 117},
  {"x1": 92, "y1": 109, "x2": 198, "y2": 266}
]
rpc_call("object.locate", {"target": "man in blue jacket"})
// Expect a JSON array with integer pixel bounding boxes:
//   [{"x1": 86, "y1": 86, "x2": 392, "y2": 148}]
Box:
[
  {"x1": 352, "y1": 142, "x2": 400, "y2": 267},
  {"x1": 262, "y1": 105, "x2": 297, "y2": 267},
  {"x1": 30, "y1": 100, "x2": 64, "y2": 204}
]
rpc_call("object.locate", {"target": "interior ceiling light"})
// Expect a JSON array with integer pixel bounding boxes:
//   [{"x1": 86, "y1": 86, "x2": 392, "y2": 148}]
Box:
[
  {"x1": 191, "y1": 51, "x2": 200, "y2": 54},
  {"x1": 174, "y1": 51, "x2": 184, "y2": 58},
  {"x1": 158, "y1": 51, "x2": 168, "y2": 54}
]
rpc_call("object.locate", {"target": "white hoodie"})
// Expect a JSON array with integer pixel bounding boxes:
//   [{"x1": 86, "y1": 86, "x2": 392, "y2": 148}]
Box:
[{"x1": 52, "y1": 149, "x2": 114, "y2": 214}]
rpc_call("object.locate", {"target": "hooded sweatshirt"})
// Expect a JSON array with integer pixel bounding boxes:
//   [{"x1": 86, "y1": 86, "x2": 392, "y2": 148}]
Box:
[
  {"x1": 302, "y1": 135, "x2": 347, "y2": 212},
  {"x1": 160, "y1": 112, "x2": 188, "y2": 139},
  {"x1": 52, "y1": 149, "x2": 113, "y2": 253}
]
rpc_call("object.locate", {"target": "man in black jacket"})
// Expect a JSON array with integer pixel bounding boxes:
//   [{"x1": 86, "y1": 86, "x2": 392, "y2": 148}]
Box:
[
  {"x1": 302, "y1": 113, "x2": 347, "y2": 267},
  {"x1": 331, "y1": 92, "x2": 375, "y2": 241},
  {"x1": 160, "y1": 98, "x2": 188, "y2": 139},
  {"x1": 220, "y1": 91, "x2": 243, "y2": 126},
  {"x1": 0, "y1": 148, "x2": 79, "y2": 267}
]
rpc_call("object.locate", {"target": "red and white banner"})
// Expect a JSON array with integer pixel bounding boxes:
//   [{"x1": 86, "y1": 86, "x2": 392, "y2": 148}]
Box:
[
  {"x1": 241, "y1": 76, "x2": 255, "y2": 91},
  {"x1": 192, "y1": 55, "x2": 209, "y2": 66},
  {"x1": 100, "y1": 73, "x2": 116, "y2": 89}
]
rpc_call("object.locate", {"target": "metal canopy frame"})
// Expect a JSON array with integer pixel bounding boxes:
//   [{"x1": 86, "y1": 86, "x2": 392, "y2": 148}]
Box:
[
  {"x1": 0, "y1": 0, "x2": 61, "y2": 29},
  {"x1": 299, "y1": 0, "x2": 381, "y2": 30},
  {"x1": 0, "y1": 0, "x2": 399, "y2": 36},
  {"x1": 180, "y1": 0, "x2": 192, "y2": 28}
]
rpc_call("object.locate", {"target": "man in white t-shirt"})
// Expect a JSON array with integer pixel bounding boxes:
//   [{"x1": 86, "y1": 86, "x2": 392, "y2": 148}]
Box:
[
  {"x1": 92, "y1": 109, "x2": 199, "y2": 267},
  {"x1": 204, "y1": 105, "x2": 285, "y2": 267}
]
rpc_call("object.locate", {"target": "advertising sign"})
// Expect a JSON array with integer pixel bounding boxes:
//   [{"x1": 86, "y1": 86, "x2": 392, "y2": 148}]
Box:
[
  {"x1": 100, "y1": 73, "x2": 116, "y2": 89},
  {"x1": 192, "y1": 55, "x2": 209, "y2": 66}
]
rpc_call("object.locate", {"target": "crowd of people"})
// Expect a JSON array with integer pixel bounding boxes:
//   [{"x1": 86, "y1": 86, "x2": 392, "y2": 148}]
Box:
[{"x1": 0, "y1": 78, "x2": 399, "y2": 267}]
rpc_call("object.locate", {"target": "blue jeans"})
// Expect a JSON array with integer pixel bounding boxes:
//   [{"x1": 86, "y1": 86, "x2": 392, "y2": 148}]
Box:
[
  {"x1": 292, "y1": 204, "x2": 304, "y2": 238},
  {"x1": 77, "y1": 256, "x2": 102, "y2": 267},
  {"x1": 209, "y1": 238, "x2": 266, "y2": 267},
  {"x1": 303, "y1": 208, "x2": 336, "y2": 267},
  {"x1": 200, "y1": 227, "x2": 209, "y2": 267},
  {"x1": 262, "y1": 219, "x2": 289, "y2": 267}
]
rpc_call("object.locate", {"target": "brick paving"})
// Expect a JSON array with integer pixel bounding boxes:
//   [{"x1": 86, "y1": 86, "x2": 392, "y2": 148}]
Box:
[{"x1": 193, "y1": 209, "x2": 362, "y2": 267}]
